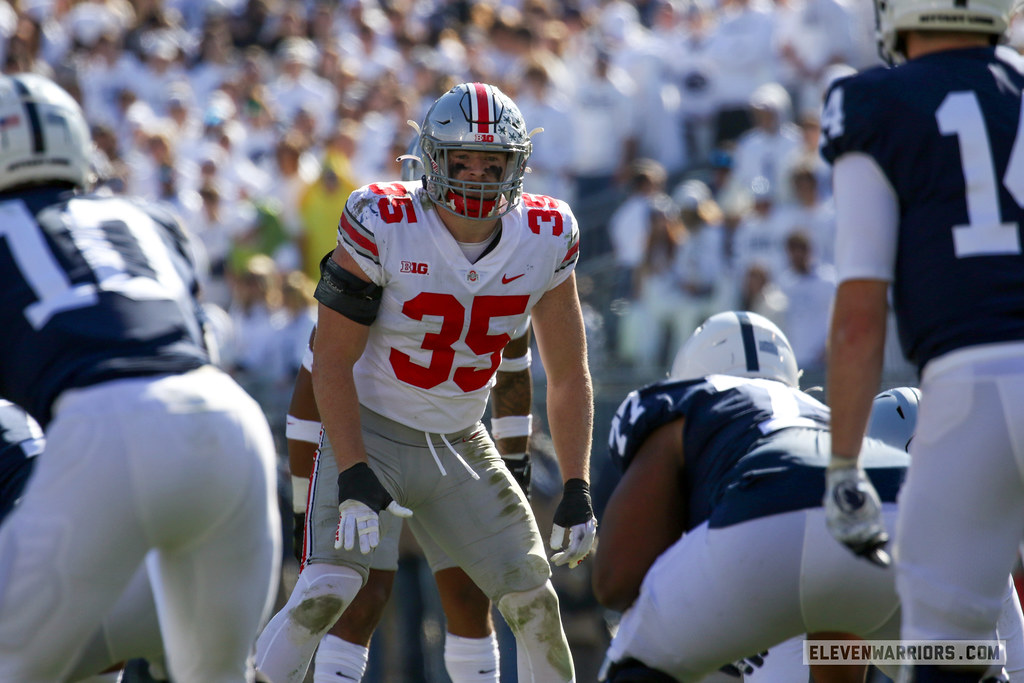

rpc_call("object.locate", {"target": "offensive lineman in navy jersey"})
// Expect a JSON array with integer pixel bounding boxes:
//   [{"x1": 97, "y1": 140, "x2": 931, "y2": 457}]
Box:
[
  {"x1": 820, "y1": 0, "x2": 1024, "y2": 680},
  {"x1": 594, "y1": 312, "x2": 914, "y2": 682},
  {"x1": 0, "y1": 74, "x2": 281, "y2": 682}
]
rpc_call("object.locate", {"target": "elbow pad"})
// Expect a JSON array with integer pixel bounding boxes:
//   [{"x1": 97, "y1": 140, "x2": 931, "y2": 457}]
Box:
[{"x1": 314, "y1": 253, "x2": 383, "y2": 325}]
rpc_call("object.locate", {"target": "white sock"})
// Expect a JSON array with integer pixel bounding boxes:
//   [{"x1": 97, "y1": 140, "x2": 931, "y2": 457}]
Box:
[
  {"x1": 313, "y1": 634, "x2": 369, "y2": 682},
  {"x1": 444, "y1": 632, "x2": 500, "y2": 682}
]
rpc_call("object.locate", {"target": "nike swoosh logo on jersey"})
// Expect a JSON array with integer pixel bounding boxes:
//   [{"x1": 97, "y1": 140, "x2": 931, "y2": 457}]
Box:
[{"x1": 502, "y1": 273, "x2": 525, "y2": 284}]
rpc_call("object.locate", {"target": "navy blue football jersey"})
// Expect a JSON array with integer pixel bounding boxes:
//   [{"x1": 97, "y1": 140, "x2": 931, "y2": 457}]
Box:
[
  {"x1": 0, "y1": 400, "x2": 42, "y2": 520},
  {"x1": 820, "y1": 47, "x2": 1024, "y2": 370},
  {"x1": 608, "y1": 376, "x2": 908, "y2": 530},
  {"x1": 0, "y1": 187, "x2": 209, "y2": 426}
]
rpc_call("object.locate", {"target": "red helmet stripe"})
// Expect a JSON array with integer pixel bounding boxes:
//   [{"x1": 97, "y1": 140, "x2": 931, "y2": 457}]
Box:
[{"x1": 472, "y1": 82, "x2": 491, "y2": 133}]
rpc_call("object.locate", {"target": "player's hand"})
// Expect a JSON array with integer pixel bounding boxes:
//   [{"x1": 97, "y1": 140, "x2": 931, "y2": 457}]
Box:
[
  {"x1": 824, "y1": 457, "x2": 890, "y2": 567},
  {"x1": 719, "y1": 651, "x2": 768, "y2": 677},
  {"x1": 335, "y1": 462, "x2": 412, "y2": 554},
  {"x1": 503, "y1": 452, "x2": 531, "y2": 498},
  {"x1": 550, "y1": 478, "x2": 597, "y2": 568}
]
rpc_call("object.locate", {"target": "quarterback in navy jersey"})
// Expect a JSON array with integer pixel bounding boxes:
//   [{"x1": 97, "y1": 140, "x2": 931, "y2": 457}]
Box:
[
  {"x1": 818, "y1": 35, "x2": 1024, "y2": 372},
  {"x1": 595, "y1": 312, "x2": 906, "y2": 682},
  {"x1": 0, "y1": 74, "x2": 280, "y2": 683},
  {"x1": 821, "y1": 0, "x2": 1024, "y2": 680}
]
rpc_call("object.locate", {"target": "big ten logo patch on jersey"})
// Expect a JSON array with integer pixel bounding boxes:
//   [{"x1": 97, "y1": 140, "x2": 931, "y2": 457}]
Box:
[{"x1": 401, "y1": 261, "x2": 429, "y2": 274}]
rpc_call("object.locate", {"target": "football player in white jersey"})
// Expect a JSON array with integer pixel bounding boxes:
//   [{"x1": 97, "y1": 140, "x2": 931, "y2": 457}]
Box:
[
  {"x1": 286, "y1": 325, "x2": 533, "y2": 682},
  {"x1": 0, "y1": 74, "x2": 280, "y2": 682},
  {"x1": 256, "y1": 82, "x2": 596, "y2": 683}
]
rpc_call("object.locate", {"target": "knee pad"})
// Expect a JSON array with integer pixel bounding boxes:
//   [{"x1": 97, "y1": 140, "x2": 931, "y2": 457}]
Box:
[
  {"x1": 497, "y1": 581, "x2": 574, "y2": 682},
  {"x1": 602, "y1": 658, "x2": 678, "y2": 683},
  {"x1": 287, "y1": 564, "x2": 363, "y2": 634},
  {"x1": 496, "y1": 581, "x2": 560, "y2": 634}
]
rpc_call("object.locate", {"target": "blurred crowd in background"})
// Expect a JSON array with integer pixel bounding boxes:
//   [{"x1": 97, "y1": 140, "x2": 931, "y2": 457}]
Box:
[{"x1": 9, "y1": 0, "x2": 1022, "y2": 679}]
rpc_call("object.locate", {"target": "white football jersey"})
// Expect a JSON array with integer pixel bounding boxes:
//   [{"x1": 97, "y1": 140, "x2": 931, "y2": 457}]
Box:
[{"x1": 337, "y1": 181, "x2": 579, "y2": 433}]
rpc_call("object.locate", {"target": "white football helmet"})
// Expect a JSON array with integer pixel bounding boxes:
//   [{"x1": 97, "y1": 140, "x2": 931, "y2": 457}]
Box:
[
  {"x1": 418, "y1": 82, "x2": 532, "y2": 220},
  {"x1": 866, "y1": 386, "x2": 921, "y2": 452},
  {"x1": 670, "y1": 311, "x2": 800, "y2": 388},
  {"x1": 0, "y1": 74, "x2": 92, "y2": 192},
  {"x1": 876, "y1": 0, "x2": 1012, "y2": 62}
]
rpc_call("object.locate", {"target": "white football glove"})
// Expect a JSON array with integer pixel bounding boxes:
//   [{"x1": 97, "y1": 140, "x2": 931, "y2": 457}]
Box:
[
  {"x1": 549, "y1": 478, "x2": 597, "y2": 568},
  {"x1": 334, "y1": 462, "x2": 412, "y2": 554},
  {"x1": 824, "y1": 457, "x2": 890, "y2": 567},
  {"x1": 335, "y1": 499, "x2": 412, "y2": 554}
]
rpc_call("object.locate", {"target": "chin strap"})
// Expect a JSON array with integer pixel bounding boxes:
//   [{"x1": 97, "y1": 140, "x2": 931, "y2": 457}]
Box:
[{"x1": 446, "y1": 189, "x2": 498, "y2": 218}]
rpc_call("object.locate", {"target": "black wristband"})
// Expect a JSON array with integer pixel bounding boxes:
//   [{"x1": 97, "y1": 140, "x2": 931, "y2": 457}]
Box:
[
  {"x1": 337, "y1": 462, "x2": 394, "y2": 512},
  {"x1": 553, "y1": 478, "x2": 594, "y2": 527},
  {"x1": 504, "y1": 453, "x2": 532, "y2": 498}
]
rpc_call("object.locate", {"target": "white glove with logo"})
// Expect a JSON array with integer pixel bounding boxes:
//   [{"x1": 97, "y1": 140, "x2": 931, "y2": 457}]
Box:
[
  {"x1": 335, "y1": 463, "x2": 412, "y2": 554},
  {"x1": 824, "y1": 457, "x2": 890, "y2": 567},
  {"x1": 549, "y1": 478, "x2": 597, "y2": 568}
]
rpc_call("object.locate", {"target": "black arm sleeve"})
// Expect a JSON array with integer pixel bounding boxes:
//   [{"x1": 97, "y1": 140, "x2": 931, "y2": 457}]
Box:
[{"x1": 313, "y1": 252, "x2": 383, "y2": 325}]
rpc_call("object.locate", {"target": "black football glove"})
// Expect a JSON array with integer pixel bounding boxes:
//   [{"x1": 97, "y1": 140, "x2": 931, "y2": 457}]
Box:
[
  {"x1": 503, "y1": 452, "x2": 531, "y2": 498},
  {"x1": 549, "y1": 478, "x2": 597, "y2": 568}
]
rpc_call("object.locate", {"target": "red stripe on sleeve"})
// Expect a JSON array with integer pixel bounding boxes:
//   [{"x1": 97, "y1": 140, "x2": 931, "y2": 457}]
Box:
[
  {"x1": 561, "y1": 239, "x2": 580, "y2": 264},
  {"x1": 340, "y1": 213, "x2": 378, "y2": 257}
]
